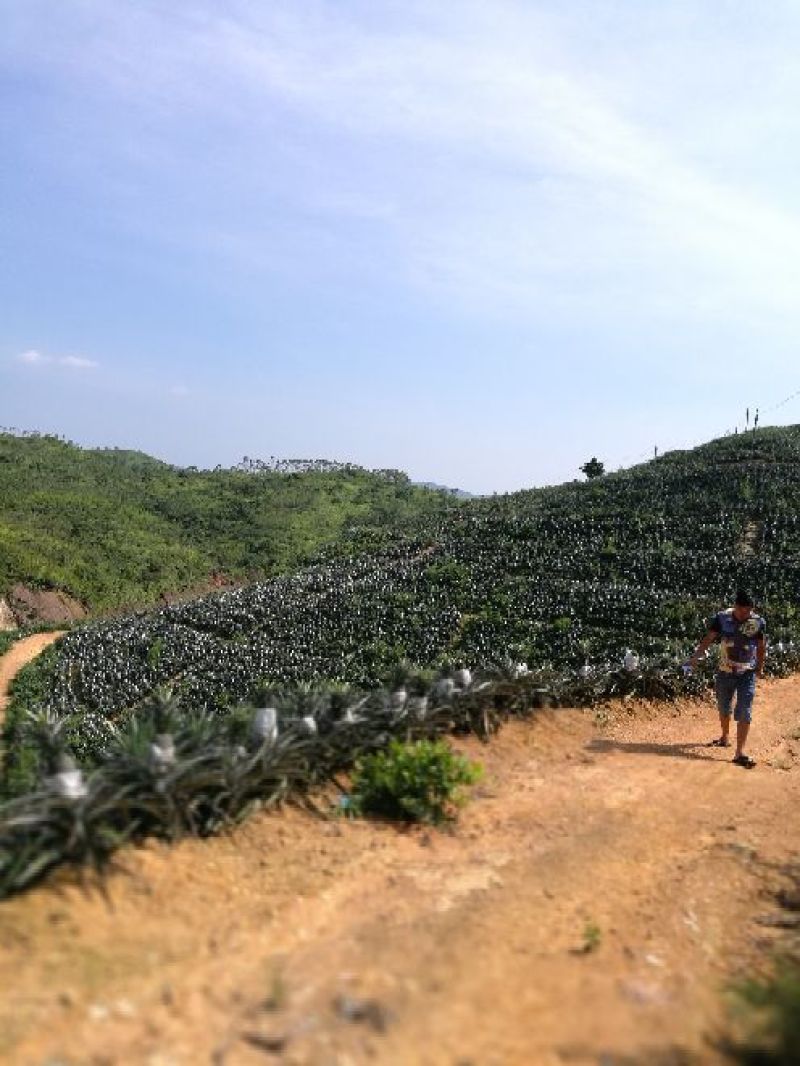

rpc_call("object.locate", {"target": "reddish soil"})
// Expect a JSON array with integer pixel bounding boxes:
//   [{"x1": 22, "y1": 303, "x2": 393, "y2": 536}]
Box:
[
  {"x1": 5, "y1": 585, "x2": 85, "y2": 626},
  {"x1": 0, "y1": 646, "x2": 798, "y2": 1066}
]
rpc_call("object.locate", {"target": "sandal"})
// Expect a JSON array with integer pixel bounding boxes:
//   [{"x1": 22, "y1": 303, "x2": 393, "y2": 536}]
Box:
[
  {"x1": 707, "y1": 737, "x2": 731, "y2": 748},
  {"x1": 732, "y1": 754, "x2": 756, "y2": 769}
]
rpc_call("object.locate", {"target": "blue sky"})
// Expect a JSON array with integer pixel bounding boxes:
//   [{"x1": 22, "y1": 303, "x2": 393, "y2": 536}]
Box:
[{"x1": 2, "y1": 1, "x2": 800, "y2": 493}]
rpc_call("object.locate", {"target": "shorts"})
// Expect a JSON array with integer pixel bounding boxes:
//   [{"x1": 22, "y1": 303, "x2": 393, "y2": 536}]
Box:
[{"x1": 715, "y1": 670, "x2": 757, "y2": 724}]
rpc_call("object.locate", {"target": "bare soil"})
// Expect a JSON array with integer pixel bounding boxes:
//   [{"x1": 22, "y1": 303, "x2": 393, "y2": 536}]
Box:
[
  {"x1": 4, "y1": 585, "x2": 86, "y2": 626},
  {"x1": 0, "y1": 645, "x2": 798, "y2": 1066}
]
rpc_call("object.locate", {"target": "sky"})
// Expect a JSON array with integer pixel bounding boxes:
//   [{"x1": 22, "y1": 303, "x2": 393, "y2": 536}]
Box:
[{"x1": 2, "y1": 1, "x2": 800, "y2": 494}]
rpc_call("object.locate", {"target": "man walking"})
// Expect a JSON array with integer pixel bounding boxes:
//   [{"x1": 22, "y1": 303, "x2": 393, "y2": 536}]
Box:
[{"x1": 687, "y1": 590, "x2": 766, "y2": 769}]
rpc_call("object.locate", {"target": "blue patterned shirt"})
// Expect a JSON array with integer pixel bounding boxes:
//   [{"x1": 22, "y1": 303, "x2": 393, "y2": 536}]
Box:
[{"x1": 709, "y1": 609, "x2": 766, "y2": 674}]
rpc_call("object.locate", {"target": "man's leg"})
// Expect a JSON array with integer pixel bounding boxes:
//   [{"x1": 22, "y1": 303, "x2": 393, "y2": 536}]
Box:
[
  {"x1": 714, "y1": 673, "x2": 734, "y2": 743},
  {"x1": 733, "y1": 672, "x2": 756, "y2": 759},
  {"x1": 736, "y1": 720, "x2": 750, "y2": 757}
]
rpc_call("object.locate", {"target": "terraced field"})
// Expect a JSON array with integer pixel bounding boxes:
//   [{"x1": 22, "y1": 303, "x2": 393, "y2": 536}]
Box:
[{"x1": 2, "y1": 427, "x2": 800, "y2": 901}]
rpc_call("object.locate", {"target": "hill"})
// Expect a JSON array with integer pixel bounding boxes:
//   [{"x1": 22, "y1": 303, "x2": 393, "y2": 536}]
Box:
[
  {"x1": 2, "y1": 424, "x2": 800, "y2": 892},
  {"x1": 0, "y1": 432, "x2": 460, "y2": 617},
  {"x1": 30, "y1": 424, "x2": 800, "y2": 732}
]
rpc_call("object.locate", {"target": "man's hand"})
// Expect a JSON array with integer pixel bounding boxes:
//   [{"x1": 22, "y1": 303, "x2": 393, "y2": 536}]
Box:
[{"x1": 690, "y1": 630, "x2": 718, "y2": 672}]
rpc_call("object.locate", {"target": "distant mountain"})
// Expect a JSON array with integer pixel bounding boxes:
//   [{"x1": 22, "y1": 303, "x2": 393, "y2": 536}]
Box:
[{"x1": 414, "y1": 481, "x2": 475, "y2": 499}]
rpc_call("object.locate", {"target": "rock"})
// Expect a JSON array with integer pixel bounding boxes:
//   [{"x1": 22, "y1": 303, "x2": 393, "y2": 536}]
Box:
[
  {"x1": 0, "y1": 598, "x2": 16, "y2": 631},
  {"x1": 333, "y1": 995, "x2": 392, "y2": 1032},
  {"x1": 243, "y1": 1030, "x2": 289, "y2": 1053},
  {"x1": 619, "y1": 978, "x2": 667, "y2": 1005},
  {"x1": 726, "y1": 841, "x2": 757, "y2": 862},
  {"x1": 682, "y1": 911, "x2": 700, "y2": 934},
  {"x1": 113, "y1": 998, "x2": 137, "y2": 1019}
]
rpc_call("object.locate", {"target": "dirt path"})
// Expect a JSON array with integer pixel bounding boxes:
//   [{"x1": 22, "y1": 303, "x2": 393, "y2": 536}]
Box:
[
  {"x1": 0, "y1": 631, "x2": 64, "y2": 721},
  {"x1": 0, "y1": 667, "x2": 798, "y2": 1065}
]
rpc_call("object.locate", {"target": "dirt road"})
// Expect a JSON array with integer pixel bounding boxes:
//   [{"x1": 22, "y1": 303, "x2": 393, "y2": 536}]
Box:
[{"x1": 0, "y1": 655, "x2": 798, "y2": 1065}]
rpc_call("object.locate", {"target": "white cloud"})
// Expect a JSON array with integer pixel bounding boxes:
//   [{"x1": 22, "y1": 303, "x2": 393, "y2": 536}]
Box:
[
  {"x1": 15, "y1": 350, "x2": 98, "y2": 369},
  {"x1": 169, "y1": 385, "x2": 190, "y2": 398},
  {"x1": 7, "y1": 2, "x2": 800, "y2": 329},
  {"x1": 59, "y1": 355, "x2": 98, "y2": 369},
  {"x1": 220, "y1": 4, "x2": 800, "y2": 324}
]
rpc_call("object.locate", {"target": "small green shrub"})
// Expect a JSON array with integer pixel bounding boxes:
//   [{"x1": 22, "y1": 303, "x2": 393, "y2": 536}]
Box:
[
  {"x1": 726, "y1": 958, "x2": 800, "y2": 1064},
  {"x1": 349, "y1": 739, "x2": 483, "y2": 824},
  {"x1": 580, "y1": 921, "x2": 602, "y2": 954}
]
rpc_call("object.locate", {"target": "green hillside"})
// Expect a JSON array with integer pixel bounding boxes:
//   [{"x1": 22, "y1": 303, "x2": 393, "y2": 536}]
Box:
[
  {"x1": 32, "y1": 424, "x2": 800, "y2": 732},
  {"x1": 3, "y1": 425, "x2": 800, "y2": 893},
  {"x1": 0, "y1": 433, "x2": 460, "y2": 612}
]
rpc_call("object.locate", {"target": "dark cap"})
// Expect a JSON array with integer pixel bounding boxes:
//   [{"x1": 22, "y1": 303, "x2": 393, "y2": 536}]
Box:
[{"x1": 734, "y1": 589, "x2": 755, "y2": 607}]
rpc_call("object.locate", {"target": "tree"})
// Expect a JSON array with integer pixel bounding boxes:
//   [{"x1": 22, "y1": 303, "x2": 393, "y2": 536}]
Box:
[{"x1": 580, "y1": 457, "x2": 605, "y2": 480}]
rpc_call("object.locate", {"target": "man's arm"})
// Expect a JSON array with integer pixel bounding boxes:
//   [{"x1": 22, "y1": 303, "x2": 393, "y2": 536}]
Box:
[
  {"x1": 755, "y1": 634, "x2": 767, "y2": 677},
  {"x1": 689, "y1": 630, "x2": 718, "y2": 670}
]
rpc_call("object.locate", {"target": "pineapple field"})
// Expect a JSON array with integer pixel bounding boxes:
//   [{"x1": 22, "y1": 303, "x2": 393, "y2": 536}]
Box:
[{"x1": 1, "y1": 426, "x2": 800, "y2": 899}]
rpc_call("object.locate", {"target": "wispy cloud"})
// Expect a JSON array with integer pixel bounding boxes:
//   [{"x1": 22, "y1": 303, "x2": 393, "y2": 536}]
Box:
[
  {"x1": 15, "y1": 350, "x2": 98, "y2": 369},
  {"x1": 60, "y1": 355, "x2": 98, "y2": 369},
  {"x1": 17, "y1": 349, "x2": 47, "y2": 365},
  {"x1": 10, "y1": 2, "x2": 800, "y2": 326}
]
